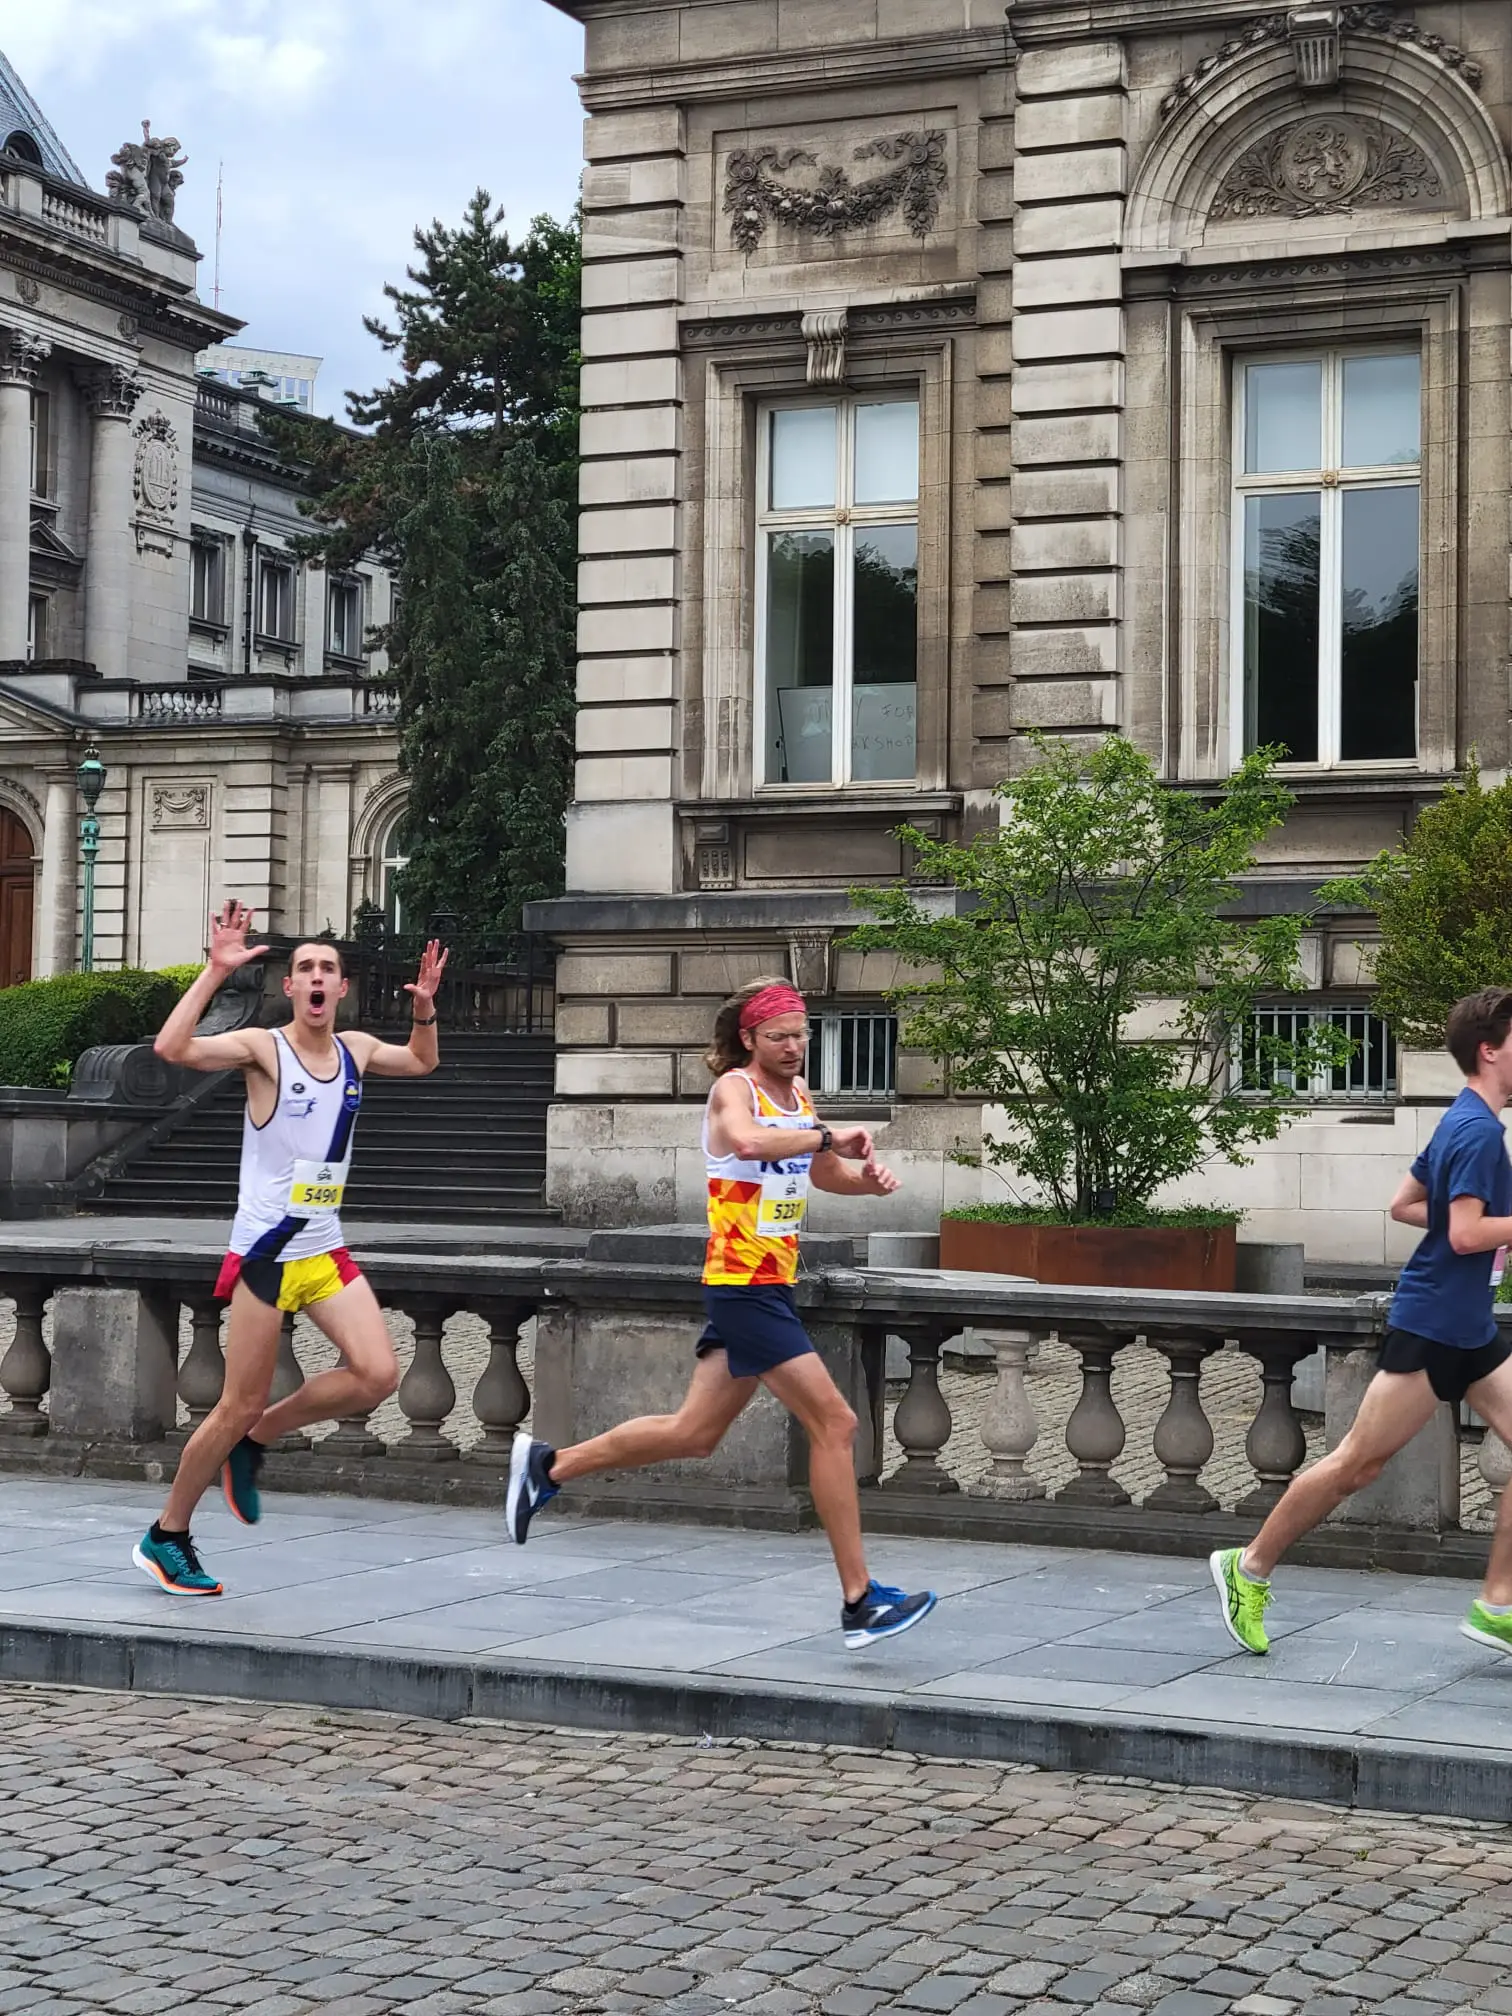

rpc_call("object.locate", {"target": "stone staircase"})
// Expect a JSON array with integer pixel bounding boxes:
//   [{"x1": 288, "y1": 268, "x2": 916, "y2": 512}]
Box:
[{"x1": 83, "y1": 1031, "x2": 557, "y2": 1224}]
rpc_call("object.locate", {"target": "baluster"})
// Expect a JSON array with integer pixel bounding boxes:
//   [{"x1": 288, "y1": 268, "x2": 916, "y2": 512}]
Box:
[
  {"x1": 977, "y1": 1326, "x2": 1045, "y2": 1500},
  {"x1": 468, "y1": 1301, "x2": 532, "y2": 1461},
  {"x1": 176, "y1": 1289, "x2": 225, "y2": 1431},
  {"x1": 265, "y1": 1313, "x2": 310, "y2": 1452},
  {"x1": 1235, "y1": 1332, "x2": 1313, "y2": 1517},
  {"x1": 1055, "y1": 1328, "x2": 1130, "y2": 1506},
  {"x1": 1144, "y1": 1333, "x2": 1219, "y2": 1513},
  {"x1": 393, "y1": 1301, "x2": 458, "y2": 1459},
  {"x1": 1480, "y1": 1423, "x2": 1512, "y2": 1495},
  {"x1": 0, "y1": 1281, "x2": 49, "y2": 1437},
  {"x1": 882, "y1": 1324, "x2": 955, "y2": 1494}
]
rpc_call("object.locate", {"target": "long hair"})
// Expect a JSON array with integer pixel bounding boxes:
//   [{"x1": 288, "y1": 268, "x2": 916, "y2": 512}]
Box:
[{"x1": 704, "y1": 975, "x2": 794, "y2": 1077}]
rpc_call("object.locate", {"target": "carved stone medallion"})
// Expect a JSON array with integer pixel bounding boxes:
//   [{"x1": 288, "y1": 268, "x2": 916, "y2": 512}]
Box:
[
  {"x1": 14, "y1": 276, "x2": 38, "y2": 306},
  {"x1": 1211, "y1": 115, "x2": 1442, "y2": 222},
  {"x1": 132, "y1": 412, "x2": 179, "y2": 554},
  {"x1": 151, "y1": 784, "x2": 208, "y2": 830}
]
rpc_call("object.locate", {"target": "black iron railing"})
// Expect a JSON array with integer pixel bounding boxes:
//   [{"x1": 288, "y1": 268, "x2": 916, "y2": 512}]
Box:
[{"x1": 346, "y1": 910, "x2": 553, "y2": 1034}]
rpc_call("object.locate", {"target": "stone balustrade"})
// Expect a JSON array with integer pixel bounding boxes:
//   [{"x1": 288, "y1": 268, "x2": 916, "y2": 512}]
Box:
[{"x1": 0, "y1": 1240, "x2": 1505, "y2": 1570}]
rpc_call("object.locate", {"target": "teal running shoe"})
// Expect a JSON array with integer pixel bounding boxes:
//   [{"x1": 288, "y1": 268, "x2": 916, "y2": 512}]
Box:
[
  {"x1": 1210, "y1": 1547, "x2": 1271, "y2": 1654},
  {"x1": 133, "y1": 1528, "x2": 222, "y2": 1597},
  {"x1": 222, "y1": 1434, "x2": 264, "y2": 1526}
]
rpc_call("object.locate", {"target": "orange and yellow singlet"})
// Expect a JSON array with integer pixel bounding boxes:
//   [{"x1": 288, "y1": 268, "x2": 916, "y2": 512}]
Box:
[{"x1": 702, "y1": 1071, "x2": 816, "y2": 1287}]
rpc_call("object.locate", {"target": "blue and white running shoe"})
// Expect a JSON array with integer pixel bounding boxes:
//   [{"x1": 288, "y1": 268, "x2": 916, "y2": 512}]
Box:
[
  {"x1": 505, "y1": 1432, "x2": 559, "y2": 1544},
  {"x1": 842, "y1": 1579, "x2": 937, "y2": 1649}
]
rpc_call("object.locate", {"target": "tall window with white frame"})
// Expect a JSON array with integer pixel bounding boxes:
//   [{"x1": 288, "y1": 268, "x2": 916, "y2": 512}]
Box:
[
  {"x1": 327, "y1": 575, "x2": 364, "y2": 661},
  {"x1": 190, "y1": 536, "x2": 226, "y2": 627},
  {"x1": 1235, "y1": 349, "x2": 1420, "y2": 767},
  {"x1": 758, "y1": 395, "x2": 919, "y2": 787},
  {"x1": 257, "y1": 554, "x2": 297, "y2": 644}
]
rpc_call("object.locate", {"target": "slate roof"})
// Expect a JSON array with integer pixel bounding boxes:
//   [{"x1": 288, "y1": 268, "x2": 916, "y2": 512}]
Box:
[{"x1": 0, "y1": 50, "x2": 88, "y2": 188}]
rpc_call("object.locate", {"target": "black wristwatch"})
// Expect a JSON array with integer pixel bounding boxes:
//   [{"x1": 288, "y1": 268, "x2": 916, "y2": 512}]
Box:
[
  {"x1": 814, "y1": 1124, "x2": 833, "y2": 1154},
  {"x1": 412, "y1": 1013, "x2": 438, "y2": 1027}
]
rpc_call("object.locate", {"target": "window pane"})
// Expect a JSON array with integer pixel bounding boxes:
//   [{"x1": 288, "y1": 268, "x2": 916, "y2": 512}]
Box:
[
  {"x1": 851, "y1": 524, "x2": 917, "y2": 782},
  {"x1": 1342, "y1": 354, "x2": 1419, "y2": 469},
  {"x1": 1244, "y1": 361, "x2": 1322, "y2": 474},
  {"x1": 854, "y1": 400, "x2": 919, "y2": 504},
  {"x1": 765, "y1": 531, "x2": 834, "y2": 782},
  {"x1": 769, "y1": 407, "x2": 836, "y2": 510},
  {"x1": 1244, "y1": 493, "x2": 1320, "y2": 762},
  {"x1": 1340, "y1": 485, "x2": 1418, "y2": 761}
]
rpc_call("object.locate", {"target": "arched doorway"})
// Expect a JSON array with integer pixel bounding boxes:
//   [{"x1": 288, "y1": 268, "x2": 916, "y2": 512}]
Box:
[{"x1": 0, "y1": 810, "x2": 34, "y2": 987}]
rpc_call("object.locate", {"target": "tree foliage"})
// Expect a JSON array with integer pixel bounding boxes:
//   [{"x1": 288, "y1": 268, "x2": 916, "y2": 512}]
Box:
[
  {"x1": 283, "y1": 193, "x2": 580, "y2": 936},
  {"x1": 847, "y1": 735, "x2": 1346, "y2": 1221},
  {"x1": 1320, "y1": 757, "x2": 1512, "y2": 1049}
]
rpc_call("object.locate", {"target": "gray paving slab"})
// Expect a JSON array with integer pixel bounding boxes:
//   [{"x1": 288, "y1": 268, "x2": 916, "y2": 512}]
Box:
[{"x1": 5, "y1": 1475, "x2": 1512, "y2": 1819}]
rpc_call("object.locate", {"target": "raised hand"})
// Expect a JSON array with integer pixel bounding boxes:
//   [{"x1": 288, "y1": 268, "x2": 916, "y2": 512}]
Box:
[
  {"x1": 207, "y1": 898, "x2": 269, "y2": 974},
  {"x1": 404, "y1": 939, "x2": 449, "y2": 1013},
  {"x1": 862, "y1": 1155, "x2": 903, "y2": 1197}
]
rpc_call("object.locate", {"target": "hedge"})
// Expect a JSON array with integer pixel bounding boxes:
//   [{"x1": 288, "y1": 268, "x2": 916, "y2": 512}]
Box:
[{"x1": 0, "y1": 970, "x2": 186, "y2": 1089}]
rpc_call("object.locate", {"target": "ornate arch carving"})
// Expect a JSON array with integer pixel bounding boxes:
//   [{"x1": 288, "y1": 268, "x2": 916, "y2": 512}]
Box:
[
  {"x1": 350, "y1": 772, "x2": 408, "y2": 860},
  {"x1": 1127, "y1": 22, "x2": 1510, "y2": 256},
  {"x1": 0, "y1": 777, "x2": 45, "y2": 854}
]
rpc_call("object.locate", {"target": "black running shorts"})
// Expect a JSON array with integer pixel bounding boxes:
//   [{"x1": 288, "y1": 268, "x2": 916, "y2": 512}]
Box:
[{"x1": 1378, "y1": 1325, "x2": 1512, "y2": 1404}]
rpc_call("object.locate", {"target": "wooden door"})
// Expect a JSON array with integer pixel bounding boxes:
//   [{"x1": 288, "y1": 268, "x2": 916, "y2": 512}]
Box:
[{"x1": 0, "y1": 811, "x2": 34, "y2": 988}]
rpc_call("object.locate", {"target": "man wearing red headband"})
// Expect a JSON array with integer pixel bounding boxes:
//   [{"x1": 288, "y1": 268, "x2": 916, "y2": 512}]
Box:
[{"x1": 504, "y1": 976, "x2": 938, "y2": 1648}]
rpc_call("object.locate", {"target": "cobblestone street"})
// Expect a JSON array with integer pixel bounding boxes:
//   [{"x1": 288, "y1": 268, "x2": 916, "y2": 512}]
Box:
[{"x1": 4, "y1": 1688, "x2": 1512, "y2": 2016}]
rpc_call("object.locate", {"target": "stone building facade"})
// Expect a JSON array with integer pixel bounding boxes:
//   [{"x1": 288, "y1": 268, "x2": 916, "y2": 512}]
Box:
[
  {"x1": 0, "y1": 55, "x2": 401, "y2": 985},
  {"x1": 534, "y1": 0, "x2": 1512, "y2": 1264}
]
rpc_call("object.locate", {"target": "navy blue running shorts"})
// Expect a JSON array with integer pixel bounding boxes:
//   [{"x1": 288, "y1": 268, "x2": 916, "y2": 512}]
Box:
[{"x1": 697, "y1": 1284, "x2": 817, "y2": 1380}]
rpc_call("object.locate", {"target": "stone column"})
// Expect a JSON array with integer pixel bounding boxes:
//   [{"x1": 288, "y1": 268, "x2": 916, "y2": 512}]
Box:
[
  {"x1": 0, "y1": 330, "x2": 51, "y2": 661},
  {"x1": 77, "y1": 364, "x2": 141, "y2": 681},
  {"x1": 33, "y1": 774, "x2": 74, "y2": 977}
]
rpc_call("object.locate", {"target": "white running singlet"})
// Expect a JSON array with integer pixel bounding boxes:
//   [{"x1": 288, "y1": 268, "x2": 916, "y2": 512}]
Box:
[{"x1": 227, "y1": 1027, "x2": 364, "y2": 1263}]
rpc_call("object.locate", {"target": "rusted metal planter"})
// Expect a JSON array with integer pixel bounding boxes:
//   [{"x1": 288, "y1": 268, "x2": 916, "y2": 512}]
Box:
[{"x1": 938, "y1": 1217, "x2": 1238, "y2": 1292}]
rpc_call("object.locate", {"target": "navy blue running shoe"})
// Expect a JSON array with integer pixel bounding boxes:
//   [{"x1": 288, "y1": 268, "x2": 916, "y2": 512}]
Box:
[
  {"x1": 842, "y1": 1580, "x2": 937, "y2": 1649},
  {"x1": 505, "y1": 1432, "x2": 559, "y2": 1544},
  {"x1": 222, "y1": 1434, "x2": 265, "y2": 1526}
]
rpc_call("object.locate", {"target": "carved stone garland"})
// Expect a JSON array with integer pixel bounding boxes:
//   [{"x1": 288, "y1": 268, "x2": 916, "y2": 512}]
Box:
[
  {"x1": 1212, "y1": 114, "x2": 1442, "y2": 221},
  {"x1": 1160, "y1": 5, "x2": 1483, "y2": 122},
  {"x1": 724, "y1": 131, "x2": 947, "y2": 254}
]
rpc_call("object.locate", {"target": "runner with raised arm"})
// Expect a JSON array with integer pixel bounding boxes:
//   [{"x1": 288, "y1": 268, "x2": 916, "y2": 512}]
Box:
[
  {"x1": 132, "y1": 899, "x2": 448, "y2": 1596},
  {"x1": 504, "y1": 977, "x2": 938, "y2": 1648}
]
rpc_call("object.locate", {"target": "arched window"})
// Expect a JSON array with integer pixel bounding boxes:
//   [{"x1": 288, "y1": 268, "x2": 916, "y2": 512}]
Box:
[
  {"x1": 377, "y1": 810, "x2": 408, "y2": 929},
  {"x1": 3, "y1": 132, "x2": 42, "y2": 167}
]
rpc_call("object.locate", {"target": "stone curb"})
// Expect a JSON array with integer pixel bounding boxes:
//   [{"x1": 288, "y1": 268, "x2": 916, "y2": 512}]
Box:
[{"x1": 3, "y1": 1616, "x2": 1504, "y2": 1824}]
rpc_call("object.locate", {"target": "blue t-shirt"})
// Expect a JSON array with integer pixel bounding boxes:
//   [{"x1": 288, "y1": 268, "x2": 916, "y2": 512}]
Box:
[{"x1": 1389, "y1": 1087, "x2": 1512, "y2": 1348}]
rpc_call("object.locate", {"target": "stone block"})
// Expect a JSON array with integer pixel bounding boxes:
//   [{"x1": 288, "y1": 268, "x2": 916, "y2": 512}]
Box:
[
  {"x1": 1015, "y1": 147, "x2": 1127, "y2": 205},
  {"x1": 577, "y1": 656, "x2": 675, "y2": 705},
  {"x1": 1326, "y1": 1343, "x2": 1459, "y2": 1530},
  {"x1": 578, "y1": 504, "x2": 679, "y2": 555},
  {"x1": 679, "y1": 947, "x2": 789, "y2": 995},
  {"x1": 578, "y1": 603, "x2": 676, "y2": 656},
  {"x1": 1014, "y1": 198, "x2": 1124, "y2": 256},
  {"x1": 1007, "y1": 676, "x2": 1119, "y2": 730},
  {"x1": 580, "y1": 406, "x2": 680, "y2": 458},
  {"x1": 582, "y1": 211, "x2": 681, "y2": 261},
  {"x1": 547, "y1": 1141, "x2": 680, "y2": 1227},
  {"x1": 1013, "y1": 465, "x2": 1121, "y2": 519},
  {"x1": 584, "y1": 105, "x2": 685, "y2": 162},
  {"x1": 573, "y1": 754, "x2": 675, "y2": 802},
  {"x1": 1012, "y1": 412, "x2": 1121, "y2": 463},
  {"x1": 1011, "y1": 306, "x2": 1124, "y2": 362},
  {"x1": 49, "y1": 1287, "x2": 177, "y2": 1442},
  {"x1": 1012, "y1": 516, "x2": 1120, "y2": 572},
  {"x1": 556, "y1": 1051, "x2": 676, "y2": 1098},
  {"x1": 1236, "y1": 1241, "x2": 1306, "y2": 1295},
  {"x1": 1010, "y1": 571, "x2": 1119, "y2": 625},
  {"x1": 1012, "y1": 360, "x2": 1125, "y2": 414},
  {"x1": 565, "y1": 800, "x2": 678, "y2": 894},
  {"x1": 1015, "y1": 94, "x2": 1125, "y2": 153},
  {"x1": 680, "y1": 0, "x2": 779, "y2": 61},
  {"x1": 578, "y1": 554, "x2": 677, "y2": 606},
  {"x1": 556, "y1": 1002, "x2": 614, "y2": 1046},
  {"x1": 558, "y1": 951, "x2": 674, "y2": 997},
  {"x1": 581, "y1": 157, "x2": 684, "y2": 213},
  {"x1": 619, "y1": 1000, "x2": 721, "y2": 1046},
  {"x1": 579, "y1": 454, "x2": 680, "y2": 506},
  {"x1": 582, "y1": 257, "x2": 683, "y2": 313},
  {"x1": 585, "y1": 8, "x2": 679, "y2": 70},
  {"x1": 1328, "y1": 936, "x2": 1380, "y2": 988},
  {"x1": 1011, "y1": 252, "x2": 1124, "y2": 311},
  {"x1": 579, "y1": 357, "x2": 681, "y2": 408},
  {"x1": 546, "y1": 1103, "x2": 614, "y2": 1150},
  {"x1": 580, "y1": 304, "x2": 681, "y2": 358},
  {"x1": 1006, "y1": 626, "x2": 1119, "y2": 678},
  {"x1": 575, "y1": 703, "x2": 676, "y2": 755},
  {"x1": 1016, "y1": 40, "x2": 1126, "y2": 96},
  {"x1": 1399, "y1": 1050, "x2": 1461, "y2": 1102}
]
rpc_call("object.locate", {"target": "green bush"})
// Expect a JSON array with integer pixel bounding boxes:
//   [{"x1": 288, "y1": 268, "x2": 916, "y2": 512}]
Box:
[
  {"x1": 156, "y1": 963, "x2": 204, "y2": 997},
  {"x1": 942, "y1": 1203, "x2": 1239, "y2": 1230},
  {"x1": 0, "y1": 970, "x2": 182, "y2": 1089}
]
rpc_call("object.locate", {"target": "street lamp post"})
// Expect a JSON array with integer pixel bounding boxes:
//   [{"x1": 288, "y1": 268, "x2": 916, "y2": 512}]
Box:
[{"x1": 76, "y1": 745, "x2": 105, "y2": 974}]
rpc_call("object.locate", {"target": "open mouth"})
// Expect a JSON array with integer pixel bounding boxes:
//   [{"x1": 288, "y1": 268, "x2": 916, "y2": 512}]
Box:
[{"x1": 309, "y1": 989, "x2": 327, "y2": 1013}]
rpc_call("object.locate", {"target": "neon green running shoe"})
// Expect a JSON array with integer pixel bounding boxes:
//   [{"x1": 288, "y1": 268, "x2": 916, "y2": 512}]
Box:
[
  {"x1": 1461, "y1": 1600, "x2": 1512, "y2": 1656},
  {"x1": 1210, "y1": 1547, "x2": 1271, "y2": 1655}
]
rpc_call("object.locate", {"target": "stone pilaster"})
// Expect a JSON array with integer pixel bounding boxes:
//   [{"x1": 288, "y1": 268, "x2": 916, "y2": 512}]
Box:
[
  {"x1": 33, "y1": 773, "x2": 74, "y2": 978},
  {"x1": 1005, "y1": 41, "x2": 1128, "y2": 763},
  {"x1": 77, "y1": 363, "x2": 142, "y2": 682},
  {"x1": 0, "y1": 330, "x2": 51, "y2": 661}
]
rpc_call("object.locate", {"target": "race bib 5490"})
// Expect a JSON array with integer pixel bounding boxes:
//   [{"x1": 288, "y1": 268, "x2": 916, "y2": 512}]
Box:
[{"x1": 289, "y1": 1157, "x2": 348, "y2": 1211}]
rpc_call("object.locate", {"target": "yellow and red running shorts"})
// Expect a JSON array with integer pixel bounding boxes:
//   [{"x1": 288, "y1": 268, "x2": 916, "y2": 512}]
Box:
[{"x1": 214, "y1": 1247, "x2": 361, "y2": 1314}]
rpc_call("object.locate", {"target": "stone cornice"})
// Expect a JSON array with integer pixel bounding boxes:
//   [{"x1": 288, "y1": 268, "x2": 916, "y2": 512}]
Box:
[
  {"x1": 1009, "y1": 0, "x2": 1292, "y2": 41},
  {"x1": 0, "y1": 222, "x2": 240, "y2": 355},
  {"x1": 578, "y1": 25, "x2": 1010, "y2": 111}
]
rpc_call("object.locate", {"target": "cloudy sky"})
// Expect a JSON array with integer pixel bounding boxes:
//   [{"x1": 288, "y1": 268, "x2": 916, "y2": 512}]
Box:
[{"x1": 0, "y1": 0, "x2": 587, "y2": 414}]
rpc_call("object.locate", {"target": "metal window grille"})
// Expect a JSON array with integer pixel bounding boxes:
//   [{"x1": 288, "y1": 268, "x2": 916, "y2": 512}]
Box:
[
  {"x1": 1239, "y1": 1004, "x2": 1397, "y2": 1102},
  {"x1": 806, "y1": 1012, "x2": 897, "y2": 1099}
]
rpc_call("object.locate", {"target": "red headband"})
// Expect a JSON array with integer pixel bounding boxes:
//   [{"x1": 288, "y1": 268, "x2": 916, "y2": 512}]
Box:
[{"x1": 739, "y1": 984, "x2": 806, "y2": 1032}]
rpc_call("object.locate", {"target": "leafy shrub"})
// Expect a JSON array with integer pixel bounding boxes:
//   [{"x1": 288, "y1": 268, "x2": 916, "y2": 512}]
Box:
[
  {"x1": 156, "y1": 963, "x2": 204, "y2": 997},
  {"x1": 942, "y1": 1203, "x2": 1239, "y2": 1230},
  {"x1": 0, "y1": 970, "x2": 182, "y2": 1089}
]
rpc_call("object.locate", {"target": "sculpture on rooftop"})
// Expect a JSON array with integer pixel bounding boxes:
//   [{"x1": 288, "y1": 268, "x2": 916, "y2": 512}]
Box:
[{"x1": 107, "y1": 121, "x2": 187, "y2": 224}]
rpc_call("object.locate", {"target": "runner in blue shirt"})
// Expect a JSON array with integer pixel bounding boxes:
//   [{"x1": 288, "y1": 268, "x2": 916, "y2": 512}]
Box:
[{"x1": 1212, "y1": 986, "x2": 1512, "y2": 1655}]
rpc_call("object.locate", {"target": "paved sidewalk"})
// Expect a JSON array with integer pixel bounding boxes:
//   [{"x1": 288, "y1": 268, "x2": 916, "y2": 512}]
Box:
[{"x1": 3, "y1": 1476, "x2": 1512, "y2": 1821}]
